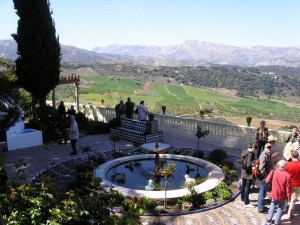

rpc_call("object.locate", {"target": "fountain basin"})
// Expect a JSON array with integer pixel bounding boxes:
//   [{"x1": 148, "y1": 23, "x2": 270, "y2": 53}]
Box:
[{"x1": 95, "y1": 154, "x2": 224, "y2": 199}]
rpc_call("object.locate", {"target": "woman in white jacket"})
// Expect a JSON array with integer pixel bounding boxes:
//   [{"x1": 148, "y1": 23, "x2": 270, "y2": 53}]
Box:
[{"x1": 69, "y1": 115, "x2": 79, "y2": 155}]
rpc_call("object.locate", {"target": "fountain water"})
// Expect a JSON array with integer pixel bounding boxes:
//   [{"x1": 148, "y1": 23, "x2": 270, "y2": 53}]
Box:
[{"x1": 95, "y1": 153, "x2": 224, "y2": 199}]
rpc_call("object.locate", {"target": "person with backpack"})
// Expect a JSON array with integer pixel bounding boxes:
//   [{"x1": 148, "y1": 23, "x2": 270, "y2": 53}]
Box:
[
  {"x1": 240, "y1": 144, "x2": 257, "y2": 207},
  {"x1": 257, "y1": 143, "x2": 277, "y2": 213}
]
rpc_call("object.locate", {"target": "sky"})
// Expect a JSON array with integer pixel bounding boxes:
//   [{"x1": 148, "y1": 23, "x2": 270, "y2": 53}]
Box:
[{"x1": 1, "y1": 0, "x2": 300, "y2": 50}]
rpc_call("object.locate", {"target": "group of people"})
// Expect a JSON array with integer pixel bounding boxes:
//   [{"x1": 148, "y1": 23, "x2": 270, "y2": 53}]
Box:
[
  {"x1": 57, "y1": 101, "x2": 79, "y2": 155},
  {"x1": 115, "y1": 97, "x2": 149, "y2": 121},
  {"x1": 240, "y1": 121, "x2": 300, "y2": 225}
]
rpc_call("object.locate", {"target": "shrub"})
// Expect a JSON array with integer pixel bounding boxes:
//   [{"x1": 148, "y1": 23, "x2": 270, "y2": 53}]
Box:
[
  {"x1": 203, "y1": 191, "x2": 214, "y2": 201},
  {"x1": 86, "y1": 120, "x2": 110, "y2": 134},
  {"x1": 192, "y1": 150, "x2": 204, "y2": 158},
  {"x1": 112, "y1": 151, "x2": 125, "y2": 159},
  {"x1": 208, "y1": 149, "x2": 227, "y2": 164},
  {"x1": 228, "y1": 170, "x2": 238, "y2": 179},
  {"x1": 214, "y1": 181, "x2": 232, "y2": 200},
  {"x1": 75, "y1": 111, "x2": 88, "y2": 125},
  {"x1": 109, "y1": 117, "x2": 121, "y2": 128},
  {"x1": 205, "y1": 198, "x2": 216, "y2": 206},
  {"x1": 217, "y1": 189, "x2": 231, "y2": 200},
  {"x1": 221, "y1": 158, "x2": 234, "y2": 169}
]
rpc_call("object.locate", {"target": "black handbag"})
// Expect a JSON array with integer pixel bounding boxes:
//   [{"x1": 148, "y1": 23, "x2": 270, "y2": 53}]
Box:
[{"x1": 266, "y1": 170, "x2": 275, "y2": 192}]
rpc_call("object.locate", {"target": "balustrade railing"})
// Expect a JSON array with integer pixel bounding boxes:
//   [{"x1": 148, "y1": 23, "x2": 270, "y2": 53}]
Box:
[{"x1": 67, "y1": 103, "x2": 290, "y2": 151}]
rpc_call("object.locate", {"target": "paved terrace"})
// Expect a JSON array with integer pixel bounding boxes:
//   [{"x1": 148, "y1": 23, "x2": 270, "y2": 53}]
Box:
[{"x1": 3, "y1": 133, "x2": 300, "y2": 225}]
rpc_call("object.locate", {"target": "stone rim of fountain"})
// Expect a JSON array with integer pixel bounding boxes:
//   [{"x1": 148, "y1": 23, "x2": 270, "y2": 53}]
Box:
[{"x1": 95, "y1": 154, "x2": 225, "y2": 199}]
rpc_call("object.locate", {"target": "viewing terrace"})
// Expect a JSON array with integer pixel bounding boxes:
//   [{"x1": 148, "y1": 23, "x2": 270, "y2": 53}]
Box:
[{"x1": 75, "y1": 103, "x2": 289, "y2": 152}]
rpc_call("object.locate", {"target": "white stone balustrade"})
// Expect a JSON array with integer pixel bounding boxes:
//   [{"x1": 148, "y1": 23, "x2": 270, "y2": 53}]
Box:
[{"x1": 65, "y1": 103, "x2": 290, "y2": 151}]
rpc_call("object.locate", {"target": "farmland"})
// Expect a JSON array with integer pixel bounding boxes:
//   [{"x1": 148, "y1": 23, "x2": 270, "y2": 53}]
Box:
[{"x1": 54, "y1": 75, "x2": 300, "y2": 123}]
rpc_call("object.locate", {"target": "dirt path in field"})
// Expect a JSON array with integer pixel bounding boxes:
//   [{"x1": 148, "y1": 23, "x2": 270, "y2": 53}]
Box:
[
  {"x1": 134, "y1": 81, "x2": 153, "y2": 94},
  {"x1": 225, "y1": 117, "x2": 299, "y2": 130}
]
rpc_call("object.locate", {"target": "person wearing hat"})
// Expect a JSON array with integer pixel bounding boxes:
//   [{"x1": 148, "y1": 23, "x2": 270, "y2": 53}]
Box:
[
  {"x1": 256, "y1": 120, "x2": 269, "y2": 159},
  {"x1": 288, "y1": 135, "x2": 300, "y2": 160},
  {"x1": 267, "y1": 134, "x2": 279, "y2": 156},
  {"x1": 285, "y1": 151, "x2": 300, "y2": 220},
  {"x1": 125, "y1": 97, "x2": 135, "y2": 119},
  {"x1": 257, "y1": 143, "x2": 276, "y2": 213}
]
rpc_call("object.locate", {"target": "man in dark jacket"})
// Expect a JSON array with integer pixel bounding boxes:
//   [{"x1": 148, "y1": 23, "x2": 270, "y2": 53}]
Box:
[
  {"x1": 125, "y1": 97, "x2": 134, "y2": 119},
  {"x1": 257, "y1": 143, "x2": 276, "y2": 213}
]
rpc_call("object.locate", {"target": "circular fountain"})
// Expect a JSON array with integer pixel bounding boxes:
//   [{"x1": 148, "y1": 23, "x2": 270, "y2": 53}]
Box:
[{"x1": 95, "y1": 151, "x2": 224, "y2": 199}]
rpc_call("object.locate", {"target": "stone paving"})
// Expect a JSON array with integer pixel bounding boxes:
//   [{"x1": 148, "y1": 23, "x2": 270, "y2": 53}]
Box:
[{"x1": 3, "y1": 133, "x2": 300, "y2": 225}]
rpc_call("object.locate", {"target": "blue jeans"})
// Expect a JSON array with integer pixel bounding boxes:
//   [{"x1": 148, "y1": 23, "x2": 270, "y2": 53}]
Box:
[
  {"x1": 258, "y1": 179, "x2": 266, "y2": 211},
  {"x1": 267, "y1": 199, "x2": 286, "y2": 224},
  {"x1": 241, "y1": 178, "x2": 252, "y2": 204}
]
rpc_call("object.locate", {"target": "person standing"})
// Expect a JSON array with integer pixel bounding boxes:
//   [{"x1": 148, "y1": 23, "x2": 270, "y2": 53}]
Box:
[
  {"x1": 265, "y1": 160, "x2": 291, "y2": 225},
  {"x1": 125, "y1": 97, "x2": 134, "y2": 119},
  {"x1": 283, "y1": 127, "x2": 299, "y2": 161},
  {"x1": 115, "y1": 100, "x2": 126, "y2": 118},
  {"x1": 285, "y1": 126, "x2": 299, "y2": 143},
  {"x1": 137, "y1": 100, "x2": 149, "y2": 121},
  {"x1": 288, "y1": 136, "x2": 300, "y2": 160},
  {"x1": 67, "y1": 105, "x2": 76, "y2": 118},
  {"x1": 256, "y1": 120, "x2": 269, "y2": 159},
  {"x1": 257, "y1": 143, "x2": 276, "y2": 213},
  {"x1": 69, "y1": 115, "x2": 79, "y2": 155},
  {"x1": 57, "y1": 101, "x2": 67, "y2": 144},
  {"x1": 240, "y1": 144, "x2": 256, "y2": 207},
  {"x1": 285, "y1": 151, "x2": 300, "y2": 220},
  {"x1": 57, "y1": 101, "x2": 66, "y2": 118}
]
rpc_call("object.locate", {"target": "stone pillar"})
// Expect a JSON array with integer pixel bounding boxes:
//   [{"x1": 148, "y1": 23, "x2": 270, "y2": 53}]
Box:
[{"x1": 75, "y1": 82, "x2": 79, "y2": 112}]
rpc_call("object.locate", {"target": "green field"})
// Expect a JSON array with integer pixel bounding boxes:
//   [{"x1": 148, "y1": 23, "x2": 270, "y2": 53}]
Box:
[{"x1": 55, "y1": 75, "x2": 300, "y2": 122}]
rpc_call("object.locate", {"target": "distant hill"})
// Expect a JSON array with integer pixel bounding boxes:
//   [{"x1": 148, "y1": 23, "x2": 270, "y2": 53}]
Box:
[
  {"x1": 93, "y1": 40, "x2": 300, "y2": 67},
  {"x1": 2, "y1": 39, "x2": 300, "y2": 67},
  {"x1": 0, "y1": 39, "x2": 133, "y2": 63}
]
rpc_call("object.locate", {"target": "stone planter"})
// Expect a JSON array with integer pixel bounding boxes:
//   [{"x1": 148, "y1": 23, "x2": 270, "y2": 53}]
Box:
[{"x1": 150, "y1": 120, "x2": 158, "y2": 134}]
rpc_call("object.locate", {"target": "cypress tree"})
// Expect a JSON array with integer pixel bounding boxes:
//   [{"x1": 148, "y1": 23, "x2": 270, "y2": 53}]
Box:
[{"x1": 12, "y1": 0, "x2": 61, "y2": 107}]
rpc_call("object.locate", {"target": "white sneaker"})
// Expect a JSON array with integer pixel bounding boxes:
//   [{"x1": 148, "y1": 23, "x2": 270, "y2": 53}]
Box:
[
  {"x1": 245, "y1": 204, "x2": 255, "y2": 208},
  {"x1": 264, "y1": 196, "x2": 270, "y2": 200}
]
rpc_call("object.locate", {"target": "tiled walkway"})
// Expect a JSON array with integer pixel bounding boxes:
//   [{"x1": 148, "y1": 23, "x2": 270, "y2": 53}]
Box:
[{"x1": 3, "y1": 133, "x2": 300, "y2": 225}]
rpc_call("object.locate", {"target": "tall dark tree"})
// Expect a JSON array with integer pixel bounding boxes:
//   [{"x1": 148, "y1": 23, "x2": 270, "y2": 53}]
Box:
[{"x1": 12, "y1": 0, "x2": 61, "y2": 107}]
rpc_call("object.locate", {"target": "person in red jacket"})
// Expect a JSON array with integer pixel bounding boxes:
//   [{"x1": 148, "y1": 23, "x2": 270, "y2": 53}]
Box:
[
  {"x1": 285, "y1": 151, "x2": 300, "y2": 220},
  {"x1": 265, "y1": 160, "x2": 291, "y2": 225}
]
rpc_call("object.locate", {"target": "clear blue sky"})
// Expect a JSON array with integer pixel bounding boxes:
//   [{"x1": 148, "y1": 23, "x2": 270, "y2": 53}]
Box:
[{"x1": 1, "y1": 0, "x2": 300, "y2": 50}]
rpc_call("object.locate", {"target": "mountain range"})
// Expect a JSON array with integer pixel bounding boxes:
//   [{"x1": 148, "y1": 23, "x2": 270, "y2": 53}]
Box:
[{"x1": 1, "y1": 39, "x2": 300, "y2": 67}]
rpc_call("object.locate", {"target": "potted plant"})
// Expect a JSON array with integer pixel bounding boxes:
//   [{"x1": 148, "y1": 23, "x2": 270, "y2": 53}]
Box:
[
  {"x1": 246, "y1": 115, "x2": 252, "y2": 126},
  {"x1": 161, "y1": 106, "x2": 166, "y2": 114},
  {"x1": 148, "y1": 113, "x2": 155, "y2": 121},
  {"x1": 199, "y1": 110, "x2": 205, "y2": 119},
  {"x1": 148, "y1": 113, "x2": 157, "y2": 133}
]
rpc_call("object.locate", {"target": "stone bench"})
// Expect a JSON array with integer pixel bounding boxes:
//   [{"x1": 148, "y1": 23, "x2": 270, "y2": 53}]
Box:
[{"x1": 110, "y1": 118, "x2": 163, "y2": 143}]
